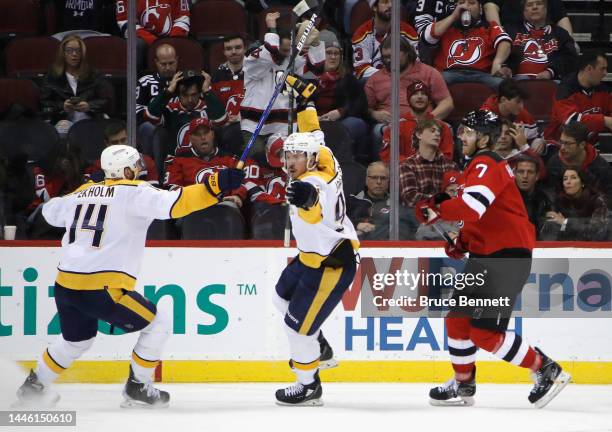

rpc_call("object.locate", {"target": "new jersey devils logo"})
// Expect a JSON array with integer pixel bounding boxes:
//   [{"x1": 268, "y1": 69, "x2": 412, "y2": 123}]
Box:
[
  {"x1": 195, "y1": 168, "x2": 215, "y2": 184},
  {"x1": 447, "y1": 37, "x2": 484, "y2": 68},
  {"x1": 141, "y1": 3, "x2": 172, "y2": 36},
  {"x1": 522, "y1": 40, "x2": 548, "y2": 64},
  {"x1": 226, "y1": 95, "x2": 242, "y2": 116}
]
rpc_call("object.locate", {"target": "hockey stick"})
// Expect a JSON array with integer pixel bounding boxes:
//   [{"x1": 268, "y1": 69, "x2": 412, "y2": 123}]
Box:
[
  {"x1": 431, "y1": 223, "x2": 467, "y2": 262},
  {"x1": 236, "y1": 0, "x2": 321, "y2": 170}
]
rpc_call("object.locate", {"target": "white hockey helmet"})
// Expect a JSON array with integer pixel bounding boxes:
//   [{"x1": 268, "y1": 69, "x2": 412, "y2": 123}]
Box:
[
  {"x1": 100, "y1": 145, "x2": 142, "y2": 179},
  {"x1": 283, "y1": 132, "x2": 321, "y2": 171}
]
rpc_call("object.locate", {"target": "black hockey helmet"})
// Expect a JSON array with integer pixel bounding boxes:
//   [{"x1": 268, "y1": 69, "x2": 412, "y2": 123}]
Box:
[{"x1": 460, "y1": 110, "x2": 501, "y2": 137}]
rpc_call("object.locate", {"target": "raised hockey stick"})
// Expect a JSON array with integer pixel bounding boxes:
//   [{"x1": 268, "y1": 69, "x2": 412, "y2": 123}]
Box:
[{"x1": 236, "y1": 0, "x2": 321, "y2": 170}]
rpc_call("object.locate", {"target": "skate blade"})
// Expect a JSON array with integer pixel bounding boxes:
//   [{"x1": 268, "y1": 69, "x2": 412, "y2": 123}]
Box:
[
  {"x1": 120, "y1": 398, "x2": 169, "y2": 409},
  {"x1": 533, "y1": 371, "x2": 572, "y2": 409},
  {"x1": 275, "y1": 398, "x2": 324, "y2": 407},
  {"x1": 319, "y1": 358, "x2": 339, "y2": 370},
  {"x1": 11, "y1": 394, "x2": 60, "y2": 409},
  {"x1": 429, "y1": 396, "x2": 474, "y2": 407}
]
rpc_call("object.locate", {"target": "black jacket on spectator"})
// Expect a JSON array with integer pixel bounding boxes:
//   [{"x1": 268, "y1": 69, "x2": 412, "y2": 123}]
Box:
[
  {"x1": 520, "y1": 185, "x2": 553, "y2": 238},
  {"x1": 40, "y1": 68, "x2": 109, "y2": 123},
  {"x1": 545, "y1": 144, "x2": 612, "y2": 206},
  {"x1": 315, "y1": 72, "x2": 368, "y2": 120},
  {"x1": 44, "y1": 0, "x2": 113, "y2": 33},
  {"x1": 541, "y1": 189, "x2": 609, "y2": 241}
]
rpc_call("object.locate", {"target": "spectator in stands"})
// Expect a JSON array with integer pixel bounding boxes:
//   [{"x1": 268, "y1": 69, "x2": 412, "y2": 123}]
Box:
[
  {"x1": 399, "y1": 119, "x2": 458, "y2": 207},
  {"x1": 505, "y1": 0, "x2": 578, "y2": 81},
  {"x1": 212, "y1": 35, "x2": 247, "y2": 157},
  {"x1": 415, "y1": 170, "x2": 462, "y2": 240},
  {"x1": 351, "y1": 0, "x2": 418, "y2": 81},
  {"x1": 366, "y1": 37, "x2": 453, "y2": 158},
  {"x1": 494, "y1": 120, "x2": 546, "y2": 176},
  {"x1": 44, "y1": 0, "x2": 113, "y2": 34},
  {"x1": 84, "y1": 120, "x2": 159, "y2": 185},
  {"x1": 379, "y1": 81, "x2": 454, "y2": 163},
  {"x1": 546, "y1": 121, "x2": 612, "y2": 205},
  {"x1": 137, "y1": 43, "x2": 179, "y2": 154},
  {"x1": 147, "y1": 70, "x2": 227, "y2": 156},
  {"x1": 430, "y1": 0, "x2": 512, "y2": 89},
  {"x1": 514, "y1": 154, "x2": 552, "y2": 236},
  {"x1": 540, "y1": 167, "x2": 609, "y2": 241},
  {"x1": 312, "y1": 30, "x2": 369, "y2": 163},
  {"x1": 545, "y1": 51, "x2": 612, "y2": 143},
  {"x1": 116, "y1": 0, "x2": 190, "y2": 69},
  {"x1": 40, "y1": 35, "x2": 110, "y2": 127},
  {"x1": 241, "y1": 12, "x2": 324, "y2": 165},
  {"x1": 481, "y1": 79, "x2": 545, "y2": 153},
  {"x1": 484, "y1": 0, "x2": 573, "y2": 36}
]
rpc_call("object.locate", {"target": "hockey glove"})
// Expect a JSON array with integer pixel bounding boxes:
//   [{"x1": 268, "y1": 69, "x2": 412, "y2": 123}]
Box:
[
  {"x1": 445, "y1": 235, "x2": 467, "y2": 262},
  {"x1": 414, "y1": 193, "x2": 451, "y2": 225},
  {"x1": 205, "y1": 168, "x2": 245, "y2": 196},
  {"x1": 286, "y1": 75, "x2": 317, "y2": 107},
  {"x1": 286, "y1": 180, "x2": 318, "y2": 209}
]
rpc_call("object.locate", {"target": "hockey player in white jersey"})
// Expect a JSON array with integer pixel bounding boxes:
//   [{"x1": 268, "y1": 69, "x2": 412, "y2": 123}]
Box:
[
  {"x1": 273, "y1": 95, "x2": 359, "y2": 406},
  {"x1": 15, "y1": 145, "x2": 244, "y2": 408}
]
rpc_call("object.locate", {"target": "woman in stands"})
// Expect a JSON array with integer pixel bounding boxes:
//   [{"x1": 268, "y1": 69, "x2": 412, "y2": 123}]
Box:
[
  {"x1": 40, "y1": 35, "x2": 109, "y2": 127},
  {"x1": 541, "y1": 167, "x2": 609, "y2": 241}
]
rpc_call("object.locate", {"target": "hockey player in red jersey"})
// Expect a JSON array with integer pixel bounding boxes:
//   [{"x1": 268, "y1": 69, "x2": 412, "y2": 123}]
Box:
[{"x1": 415, "y1": 110, "x2": 571, "y2": 408}]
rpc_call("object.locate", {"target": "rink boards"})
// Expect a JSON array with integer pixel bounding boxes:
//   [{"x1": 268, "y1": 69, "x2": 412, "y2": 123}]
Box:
[{"x1": 1, "y1": 242, "x2": 611, "y2": 384}]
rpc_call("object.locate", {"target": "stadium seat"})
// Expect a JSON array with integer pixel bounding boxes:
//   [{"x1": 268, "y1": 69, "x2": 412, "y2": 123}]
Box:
[
  {"x1": 516, "y1": 80, "x2": 558, "y2": 122},
  {"x1": 5, "y1": 37, "x2": 59, "y2": 80},
  {"x1": 319, "y1": 120, "x2": 354, "y2": 163},
  {"x1": 349, "y1": 0, "x2": 373, "y2": 35},
  {"x1": 256, "y1": 6, "x2": 294, "y2": 40},
  {"x1": 0, "y1": 0, "x2": 39, "y2": 40},
  {"x1": 206, "y1": 41, "x2": 226, "y2": 72},
  {"x1": 148, "y1": 37, "x2": 205, "y2": 73},
  {"x1": 340, "y1": 160, "x2": 366, "y2": 197},
  {"x1": 447, "y1": 82, "x2": 496, "y2": 124},
  {"x1": 66, "y1": 119, "x2": 108, "y2": 165},
  {"x1": 192, "y1": 1, "x2": 248, "y2": 42},
  {"x1": 0, "y1": 119, "x2": 61, "y2": 173},
  {"x1": 180, "y1": 204, "x2": 247, "y2": 240},
  {"x1": 84, "y1": 36, "x2": 127, "y2": 78},
  {"x1": 0, "y1": 79, "x2": 40, "y2": 118},
  {"x1": 250, "y1": 202, "x2": 287, "y2": 240}
]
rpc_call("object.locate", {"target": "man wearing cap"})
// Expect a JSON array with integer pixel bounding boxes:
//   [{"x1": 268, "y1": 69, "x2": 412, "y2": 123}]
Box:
[
  {"x1": 380, "y1": 81, "x2": 454, "y2": 163},
  {"x1": 351, "y1": 0, "x2": 418, "y2": 81},
  {"x1": 147, "y1": 69, "x2": 228, "y2": 156}
]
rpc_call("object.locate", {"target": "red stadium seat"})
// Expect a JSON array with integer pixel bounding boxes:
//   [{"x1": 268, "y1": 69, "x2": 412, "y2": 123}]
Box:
[
  {"x1": 516, "y1": 80, "x2": 558, "y2": 122},
  {"x1": 256, "y1": 6, "x2": 294, "y2": 40},
  {"x1": 5, "y1": 37, "x2": 59, "y2": 79},
  {"x1": 206, "y1": 41, "x2": 226, "y2": 71},
  {"x1": 84, "y1": 36, "x2": 127, "y2": 78},
  {"x1": 0, "y1": 78, "x2": 40, "y2": 116},
  {"x1": 448, "y1": 82, "x2": 496, "y2": 124},
  {"x1": 147, "y1": 37, "x2": 205, "y2": 72},
  {"x1": 349, "y1": 0, "x2": 373, "y2": 36},
  {"x1": 0, "y1": 0, "x2": 39, "y2": 39},
  {"x1": 192, "y1": 1, "x2": 247, "y2": 41}
]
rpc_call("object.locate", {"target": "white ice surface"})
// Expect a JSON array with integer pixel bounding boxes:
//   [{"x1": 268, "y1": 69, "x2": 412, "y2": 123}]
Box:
[{"x1": 1, "y1": 382, "x2": 611, "y2": 432}]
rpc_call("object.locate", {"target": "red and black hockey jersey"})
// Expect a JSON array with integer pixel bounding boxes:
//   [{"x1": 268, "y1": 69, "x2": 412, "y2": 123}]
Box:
[
  {"x1": 432, "y1": 21, "x2": 511, "y2": 72},
  {"x1": 211, "y1": 63, "x2": 244, "y2": 118},
  {"x1": 544, "y1": 75, "x2": 612, "y2": 143},
  {"x1": 116, "y1": 0, "x2": 190, "y2": 44},
  {"x1": 439, "y1": 151, "x2": 535, "y2": 255}
]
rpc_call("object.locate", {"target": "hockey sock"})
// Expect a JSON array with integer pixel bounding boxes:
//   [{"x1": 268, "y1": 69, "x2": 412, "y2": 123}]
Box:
[
  {"x1": 470, "y1": 328, "x2": 540, "y2": 370},
  {"x1": 36, "y1": 337, "x2": 95, "y2": 386},
  {"x1": 285, "y1": 325, "x2": 320, "y2": 385},
  {"x1": 131, "y1": 303, "x2": 172, "y2": 383},
  {"x1": 446, "y1": 316, "x2": 477, "y2": 382}
]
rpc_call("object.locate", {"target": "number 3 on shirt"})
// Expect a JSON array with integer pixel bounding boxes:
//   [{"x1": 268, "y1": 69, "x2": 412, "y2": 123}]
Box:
[{"x1": 69, "y1": 204, "x2": 108, "y2": 247}]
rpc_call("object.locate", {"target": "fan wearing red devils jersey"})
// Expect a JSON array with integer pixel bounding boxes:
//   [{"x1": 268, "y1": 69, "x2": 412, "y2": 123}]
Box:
[
  {"x1": 544, "y1": 51, "x2": 612, "y2": 144},
  {"x1": 415, "y1": 110, "x2": 570, "y2": 409},
  {"x1": 211, "y1": 35, "x2": 246, "y2": 124},
  {"x1": 429, "y1": 0, "x2": 512, "y2": 90},
  {"x1": 116, "y1": 0, "x2": 190, "y2": 44}
]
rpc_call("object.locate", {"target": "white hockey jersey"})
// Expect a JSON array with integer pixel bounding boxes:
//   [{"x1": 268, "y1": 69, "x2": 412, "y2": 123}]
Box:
[
  {"x1": 240, "y1": 32, "x2": 325, "y2": 136},
  {"x1": 290, "y1": 145, "x2": 359, "y2": 268},
  {"x1": 42, "y1": 179, "x2": 218, "y2": 291}
]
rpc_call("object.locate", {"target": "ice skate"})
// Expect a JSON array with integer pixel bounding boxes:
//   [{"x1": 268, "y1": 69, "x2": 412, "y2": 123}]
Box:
[
  {"x1": 275, "y1": 371, "x2": 323, "y2": 406},
  {"x1": 15, "y1": 369, "x2": 60, "y2": 408},
  {"x1": 318, "y1": 332, "x2": 338, "y2": 370},
  {"x1": 121, "y1": 366, "x2": 170, "y2": 409},
  {"x1": 429, "y1": 376, "x2": 476, "y2": 407},
  {"x1": 529, "y1": 347, "x2": 571, "y2": 409}
]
